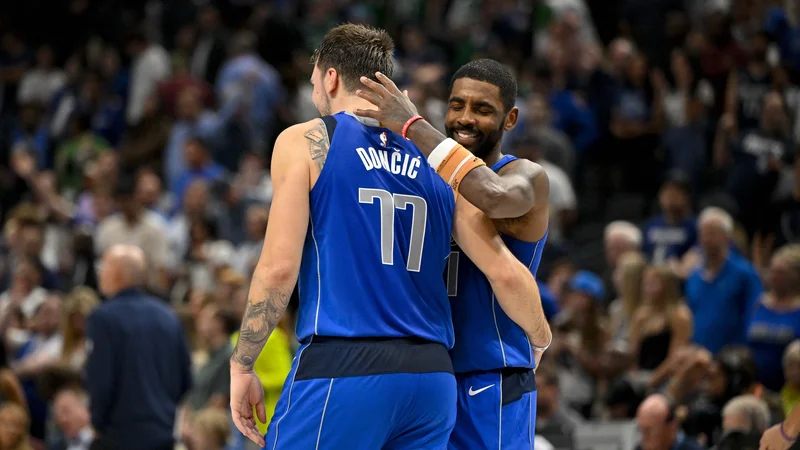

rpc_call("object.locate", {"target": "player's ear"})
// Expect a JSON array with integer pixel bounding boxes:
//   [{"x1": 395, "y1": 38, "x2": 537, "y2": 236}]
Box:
[
  {"x1": 325, "y1": 68, "x2": 339, "y2": 95},
  {"x1": 504, "y1": 106, "x2": 519, "y2": 131}
]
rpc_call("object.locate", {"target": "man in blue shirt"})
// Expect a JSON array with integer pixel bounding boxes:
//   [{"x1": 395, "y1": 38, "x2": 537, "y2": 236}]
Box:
[
  {"x1": 685, "y1": 207, "x2": 763, "y2": 355},
  {"x1": 170, "y1": 136, "x2": 225, "y2": 214},
  {"x1": 641, "y1": 172, "x2": 697, "y2": 264}
]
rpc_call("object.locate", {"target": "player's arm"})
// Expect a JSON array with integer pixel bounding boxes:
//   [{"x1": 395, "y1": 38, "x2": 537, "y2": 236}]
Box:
[
  {"x1": 230, "y1": 123, "x2": 312, "y2": 372},
  {"x1": 451, "y1": 197, "x2": 552, "y2": 352},
  {"x1": 355, "y1": 73, "x2": 544, "y2": 219}
]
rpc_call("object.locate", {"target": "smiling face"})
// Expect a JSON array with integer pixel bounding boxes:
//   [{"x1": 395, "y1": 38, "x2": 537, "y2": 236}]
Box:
[{"x1": 445, "y1": 78, "x2": 518, "y2": 160}]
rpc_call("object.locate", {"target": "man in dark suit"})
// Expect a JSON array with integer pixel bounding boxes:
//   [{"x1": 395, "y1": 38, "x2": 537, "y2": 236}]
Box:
[{"x1": 86, "y1": 244, "x2": 192, "y2": 450}]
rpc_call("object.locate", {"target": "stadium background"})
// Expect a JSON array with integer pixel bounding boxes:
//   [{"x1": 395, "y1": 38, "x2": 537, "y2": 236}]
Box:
[{"x1": 0, "y1": 0, "x2": 796, "y2": 449}]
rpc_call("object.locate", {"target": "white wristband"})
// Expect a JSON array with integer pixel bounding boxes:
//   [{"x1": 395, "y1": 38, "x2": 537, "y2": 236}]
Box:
[
  {"x1": 427, "y1": 138, "x2": 458, "y2": 169},
  {"x1": 531, "y1": 333, "x2": 552, "y2": 352}
]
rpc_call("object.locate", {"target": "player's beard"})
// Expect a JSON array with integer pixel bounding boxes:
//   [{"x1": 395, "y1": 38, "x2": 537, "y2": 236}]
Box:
[
  {"x1": 317, "y1": 93, "x2": 333, "y2": 116},
  {"x1": 446, "y1": 122, "x2": 505, "y2": 160}
]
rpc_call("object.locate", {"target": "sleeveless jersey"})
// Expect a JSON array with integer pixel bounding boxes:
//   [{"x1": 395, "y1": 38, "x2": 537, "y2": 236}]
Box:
[
  {"x1": 296, "y1": 112, "x2": 457, "y2": 347},
  {"x1": 447, "y1": 155, "x2": 548, "y2": 373},
  {"x1": 736, "y1": 68, "x2": 772, "y2": 133}
]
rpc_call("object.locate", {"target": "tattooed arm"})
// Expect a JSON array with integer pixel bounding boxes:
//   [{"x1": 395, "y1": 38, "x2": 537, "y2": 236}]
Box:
[
  {"x1": 230, "y1": 120, "x2": 320, "y2": 445},
  {"x1": 230, "y1": 122, "x2": 318, "y2": 370}
]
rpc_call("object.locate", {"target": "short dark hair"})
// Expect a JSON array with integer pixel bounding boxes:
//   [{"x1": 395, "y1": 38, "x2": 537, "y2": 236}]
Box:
[
  {"x1": 450, "y1": 59, "x2": 518, "y2": 112},
  {"x1": 313, "y1": 24, "x2": 395, "y2": 92}
]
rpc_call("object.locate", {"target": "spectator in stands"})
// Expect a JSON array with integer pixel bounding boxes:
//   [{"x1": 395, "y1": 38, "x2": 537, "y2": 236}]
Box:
[
  {"x1": 11, "y1": 104, "x2": 49, "y2": 170},
  {"x1": 216, "y1": 30, "x2": 284, "y2": 152},
  {"x1": 782, "y1": 341, "x2": 800, "y2": 416},
  {"x1": 636, "y1": 394, "x2": 702, "y2": 450},
  {"x1": 182, "y1": 407, "x2": 230, "y2": 450},
  {"x1": 722, "y1": 31, "x2": 771, "y2": 136},
  {"x1": 515, "y1": 133, "x2": 577, "y2": 243},
  {"x1": 755, "y1": 149, "x2": 800, "y2": 268},
  {"x1": 86, "y1": 244, "x2": 192, "y2": 450},
  {"x1": 629, "y1": 266, "x2": 693, "y2": 389},
  {"x1": 512, "y1": 92, "x2": 575, "y2": 175},
  {"x1": 604, "y1": 220, "x2": 643, "y2": 302},
  {"x1": 535, "y1": 363, "x2": 583, "y2": 449},
  {"x1": 720, "y1": 92, "x2": 795, "y2": 237},
  {"x1": 609, "y1": 53, "x2": 665, "y2": 199},
  {"x1": 747, "y1": 244, "x2": 800, "y2": 392},
  {"x1": 59, "y1": 287, "x2": 99, "y2": 371},
  {"x1": 10, "y1": 295, "x2": 63, "y2": 439},
  {"x1": 661, "y1": 49, "x2": 711, "y2": 188},
  {"x1": 167, "y1": 179, "x2": 210, "y2": 270},
  {"x1": 0, "y1": 402, "x2": 32, "y2": 450},
  {"x1": 0, "y1": 259, "x2": 46, "y2": 322},
  {"x1": 185, "y1": 304, "x2": 234, "y2": 412},
  {"x1": 170, "y1": 136, "x2": 225, "y2": 210},
  {"x1": 54, "y1": 113, "x2": 110, "y2": 193},
  {"x1": 232, "y1": 204, "x2": 268, "y2": 276},
  {"x1": 0, "y1": 370, "x2": 25, "y2": 409},
  {"x1": 164, "y1": 85, "x2": 238, "y2": 192},
  {"x1": 95, "y1": 176, "x2": 170, "y2": 293},
  {"x1": 117, "y1": 94, "x2": 171, "y2": 177},
  {"x1": 52, "y1": 386, "x2": 94, "y2": 450},
  {"x1": 17, "y1": 45, "x2": 65, "y2": 107},
  {"x1": 641, "y1": 173, "x2": 697, "y2": 265},
  {"x1": 608, "y1": 251, "x2": 647, "y2": 350},
  {"x1": 190, "y1": 6, "x2": 227, "y2": 87},
  {"x1": 686, "y1": 207, "x2": 762, "y2": 354},
  {"x1": 15, "y1": 218, "x2": 60, "y2": 291},
  {"x1": 552, "y1": 270, "x2": 608, "y2": 417},
  {"x1": 125, "y1": 30, "x2": 171, "y2": 127},
  {"x1": 720, "y1": 394, "x2": 770, "y2": 439}
]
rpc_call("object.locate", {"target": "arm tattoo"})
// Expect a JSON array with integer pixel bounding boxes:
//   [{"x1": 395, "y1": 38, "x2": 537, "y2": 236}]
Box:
[
  {"x1": 305, "y1": 120, "x2": 330, "y2": 171},
  {"x1": 230, "y1": 287, "x2": 291, "y2": 368}
]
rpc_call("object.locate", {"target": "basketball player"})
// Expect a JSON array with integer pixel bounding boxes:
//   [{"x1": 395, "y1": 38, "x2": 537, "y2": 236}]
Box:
[
  {"x1": 229, "y1": 25, "x2": 545, "y2": 450},
  {"x1": 356, "y1": 59, "x2": 551, "y2": 448}
]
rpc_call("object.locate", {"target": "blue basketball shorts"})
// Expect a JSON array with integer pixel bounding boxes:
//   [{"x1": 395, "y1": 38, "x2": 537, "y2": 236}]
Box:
[
  {"x1": 448, "y1": 368, "x2": 537, "y2": 450},
  {"x1": 264, "y1": 337, "x2": 457, "y2": 450}
]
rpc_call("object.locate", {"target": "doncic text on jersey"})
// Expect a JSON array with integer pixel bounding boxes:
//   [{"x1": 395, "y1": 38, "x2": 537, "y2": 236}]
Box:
[{"x1": 355, "y1": 133, "x2": 422, "y2": 179}]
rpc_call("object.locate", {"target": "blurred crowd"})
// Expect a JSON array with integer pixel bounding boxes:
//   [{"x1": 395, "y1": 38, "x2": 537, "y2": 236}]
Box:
[{"x1": 0, "y1": 0, "x2": 798, "y2": 449}]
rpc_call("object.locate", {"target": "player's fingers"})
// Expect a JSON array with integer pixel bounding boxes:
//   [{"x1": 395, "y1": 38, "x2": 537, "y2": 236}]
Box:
[
  {"x1": 360, "y1": 76, "x2": 389, "y2": 97},
  {"x1": 402, "y1": 89, "x2": 409, "y2": 97},
  {"x1": 256, "y1": 401, "x2": 267, "y2": 424},
  {"x1": 245, "y1": 427, "x2": 265, "y2": 447},
  {"x1": 353, "y1": 108, "x2": 379, "y2": 121},
  {"x1": 355, "y1": 89, "x2": 382, "y2": 107},
  {"x1": 376, "y1": 72, "x2": 401, "y2": 94}
]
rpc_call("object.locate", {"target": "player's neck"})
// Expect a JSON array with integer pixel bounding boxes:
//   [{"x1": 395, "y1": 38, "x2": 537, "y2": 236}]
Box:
[
  {"x1": 331, "y1": 96, "x2": 378, "y2": 117},
  {"x1": 482, "y1": 149, "x2": 504, "y2": 168}
]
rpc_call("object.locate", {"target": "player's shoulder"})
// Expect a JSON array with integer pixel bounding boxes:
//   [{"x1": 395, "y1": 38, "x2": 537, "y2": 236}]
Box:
[
  {"x1": 504, "y1": 157, "x2": 546, "y2": 180},
  {"x1": 278, "y1": 118, "x2": 327, "y2": 142}
]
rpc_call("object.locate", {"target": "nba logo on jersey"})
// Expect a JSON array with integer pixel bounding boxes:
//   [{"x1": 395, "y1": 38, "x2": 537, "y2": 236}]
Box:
[{"x1": 380, "y1": 131, "x2": 388, "y2": 148}]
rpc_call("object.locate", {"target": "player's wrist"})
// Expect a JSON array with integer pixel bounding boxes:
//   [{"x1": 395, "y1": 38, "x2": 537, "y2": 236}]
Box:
[
  {"x1": 229, "y1": 359, "x2": 255, "y2": 374},
  {"x1": 401, "y1": 115, "x2": 425, "y2": 140}
]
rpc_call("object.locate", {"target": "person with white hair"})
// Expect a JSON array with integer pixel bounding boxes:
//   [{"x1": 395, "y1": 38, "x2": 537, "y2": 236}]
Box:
[
  {"x1": 722, "y1": 394, "x2": 771, "y2": 436},
  {"x1": 685, "y1": 207, "x2": 763, "y2": 354},
  {"x1": 605, "y1": 220, "x2": 643, "y2": 268}
]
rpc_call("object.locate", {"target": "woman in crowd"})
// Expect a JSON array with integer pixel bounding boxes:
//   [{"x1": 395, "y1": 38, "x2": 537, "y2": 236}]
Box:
[
  {"x1": 608, "y1": 251, "x2": 647, "y2": 347},
  {"x1": 551, "y1": 271, "x2": 609, "y2": 417},
  {"x1": 747, "y1": 243, "x2": 800, "y2": 392},
  {"x1": 59, "y1": 287, "x2": 100, "y2": 371},
  {"x1": 629, "y1": 265, "x2": 693, "y2": 389}
]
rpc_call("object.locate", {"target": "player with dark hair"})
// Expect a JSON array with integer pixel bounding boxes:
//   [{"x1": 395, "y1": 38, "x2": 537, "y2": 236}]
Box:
[
  {"x1": 229, "y1": 26, "x2": 546, "y2": 450},
  {"x1": 357, "y1": 59, "x2": 552, "y2": 449}
]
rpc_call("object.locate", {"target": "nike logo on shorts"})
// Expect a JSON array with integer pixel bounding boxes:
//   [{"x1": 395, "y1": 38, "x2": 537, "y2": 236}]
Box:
[{"x1": 468, "y1": 384, "x2": 495, "y2": 396}]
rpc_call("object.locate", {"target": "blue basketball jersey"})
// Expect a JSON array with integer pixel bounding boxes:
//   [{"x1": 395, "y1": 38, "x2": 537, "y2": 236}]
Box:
[
  {"x1": 296, "y1": 112, "x2": 456, "y2": 347},
  {"x1": 447, "y1": 155, "x2": 548, "y2": 373}
]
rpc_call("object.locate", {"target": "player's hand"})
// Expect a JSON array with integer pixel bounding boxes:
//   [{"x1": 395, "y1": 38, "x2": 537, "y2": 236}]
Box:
[
  {"x1": 760, "y1": 423, "x2": 794, "y2": 450},
  {"x1": 230, "y1": 368, "x2": 267, "y2": 447},
  {"x1": 354, "y1": 72, "x2": 419, "y2": 134}
]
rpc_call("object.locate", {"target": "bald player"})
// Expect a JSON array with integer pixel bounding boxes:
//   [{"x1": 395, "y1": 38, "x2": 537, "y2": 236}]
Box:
[{"x1": 87, "y1": 244, "x2": 192, "y2": 450}]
